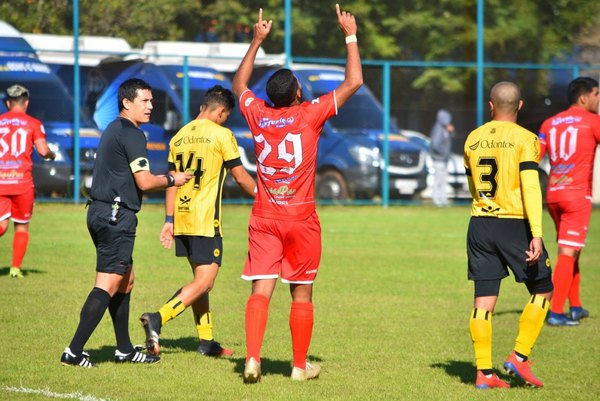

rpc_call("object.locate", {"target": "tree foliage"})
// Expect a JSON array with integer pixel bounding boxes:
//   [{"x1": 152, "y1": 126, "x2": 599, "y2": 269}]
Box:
[{"x1": 3, "y1": 0, "x2": 598, "y2": 92}]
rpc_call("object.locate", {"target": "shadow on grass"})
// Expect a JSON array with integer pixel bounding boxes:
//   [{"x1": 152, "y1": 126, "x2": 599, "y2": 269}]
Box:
[
  {"x1": 431, "y1": 360, "x2": 517, "y2": 386},
  {"x1": 159, "y1": 336, "x2": 325, "y2": 379},
  {"x1": 81, "y1": 335, "x2": 324, "y2": 378},
  {"x1": 431, "y1": 360, "x2": 474, "y2": 384},
  {"x1": 229, "y1": 355, "x2": 324, "y2": 379},
  {"x1": 0, "y1": 266, "x2": 46, "y2": 277},
  {"x1": 492, "y1": 309, "x2": 522, "y2": 317}
]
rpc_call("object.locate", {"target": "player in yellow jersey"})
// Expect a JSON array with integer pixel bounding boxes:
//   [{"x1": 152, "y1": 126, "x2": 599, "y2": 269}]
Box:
[
  {"x1": 464, "y1": 82, "x2": 553, "y2": 389},
  {"x1": 140, "y1": 85, "x2": 256, "y2": 358}
]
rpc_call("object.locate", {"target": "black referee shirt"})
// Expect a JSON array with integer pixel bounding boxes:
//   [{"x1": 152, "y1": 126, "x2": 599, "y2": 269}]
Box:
[{"x1": 90, "y1": 117, "x2": 149, "y2": 212}]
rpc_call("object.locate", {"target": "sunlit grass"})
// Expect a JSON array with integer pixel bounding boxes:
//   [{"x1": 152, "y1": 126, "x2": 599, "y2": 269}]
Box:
[{"x1": 1, "y1": 203, "x2": 598, "y2": 400}]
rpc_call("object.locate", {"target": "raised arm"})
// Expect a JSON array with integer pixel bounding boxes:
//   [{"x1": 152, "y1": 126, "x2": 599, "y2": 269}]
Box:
[
  {"x1": 334, "y1": 3, "x2": 363, "y2": 109},
  {"x1": 232, "y1": 8, "x2": 272, "y2": 98}
]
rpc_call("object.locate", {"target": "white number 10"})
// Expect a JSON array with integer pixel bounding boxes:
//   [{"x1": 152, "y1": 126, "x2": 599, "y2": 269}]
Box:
[
  {"x1": 547, "y1": 126, "x2": 578, "y2": 162},
  {"x1": 255, "y1": 132, "x2": 303, "y2": 176}
]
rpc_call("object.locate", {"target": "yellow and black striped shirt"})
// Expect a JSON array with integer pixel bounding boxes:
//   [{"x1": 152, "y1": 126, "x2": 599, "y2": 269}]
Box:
[
  {"x1": 168, "y1": 119, "x2": 242, "y2": 237},
  {"x1": 464, "y1": 120, "x2": 543, "y2": 236}
]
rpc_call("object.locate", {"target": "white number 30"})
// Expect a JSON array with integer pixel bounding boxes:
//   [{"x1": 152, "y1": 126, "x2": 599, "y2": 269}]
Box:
[{"x1": 0, "y1": 127, "x2": 28, "y2": 159}]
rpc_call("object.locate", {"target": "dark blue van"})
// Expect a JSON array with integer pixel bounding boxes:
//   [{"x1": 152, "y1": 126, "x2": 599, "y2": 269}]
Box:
[
  {"x1": 156, "y1": 64, "x2": 259, "y2": 197},
  {"x1": 248, "y1": 65, "x2": 428, "y2": 199},
  {"x1": 64, "y1": 59, "x2": 184, "y2": 177},
  {"x1": 0, "y1": 23, "x2": 101, "y2": 197}
]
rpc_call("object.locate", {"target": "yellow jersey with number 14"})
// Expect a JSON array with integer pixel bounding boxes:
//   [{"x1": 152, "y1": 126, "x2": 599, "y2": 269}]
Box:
[
  {"x1": 464, "y1": 120, "x2": 540, "y2": 220},
  {"x1": 168, "y1": 119, "x2": 242, "y2": 237}
]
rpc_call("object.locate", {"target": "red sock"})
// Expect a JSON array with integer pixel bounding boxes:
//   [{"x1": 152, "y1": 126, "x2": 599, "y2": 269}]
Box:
[
  {"x1": 568, "y1": 259, "x2": 582, "y2": 307},
  {"x1": 245, "y1": 294, "x2": 269, "y2": 363},
  {"x1": 550, "y1": 254, "x2": 575, "y2": 314},
  {"x1": 290, "y1": 302, "x2": 314, "y2": 369},
  {"x1": 12, "y1": 231, "x2": 29, "y2": 268}
]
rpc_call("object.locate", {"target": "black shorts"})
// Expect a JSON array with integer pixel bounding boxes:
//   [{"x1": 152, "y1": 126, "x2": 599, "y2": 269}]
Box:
[
  {"x1": 87, "y1": 202, "x2": 137, "y2": 275},
  {"x1": 174, "y1": 235, "x2": 223, "y2": 266},
  {"x1": 467, "y1": 217, "x2": 552, "y2": 283}
]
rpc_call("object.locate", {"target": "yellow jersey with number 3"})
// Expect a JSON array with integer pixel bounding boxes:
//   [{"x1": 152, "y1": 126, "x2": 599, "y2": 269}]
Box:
[
  {"x1": 168, "y1": 119, "x2": 242, "y2": 237},
  {"x1": 464, "y1": 120, "x2": 541, "y2": 219}
]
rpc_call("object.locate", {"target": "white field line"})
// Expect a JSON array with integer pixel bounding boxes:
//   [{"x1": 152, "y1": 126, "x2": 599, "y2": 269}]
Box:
[{"x1": 3, "y1": 385, "x2": 118, "y2": 401}]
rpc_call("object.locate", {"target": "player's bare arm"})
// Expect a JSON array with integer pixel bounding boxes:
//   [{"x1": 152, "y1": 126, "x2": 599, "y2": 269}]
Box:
[
  {"x1": 160, "y1": 175, "x2": 178, "y2": 249},
  {"x1": 34, "y1": 138, "x2": 56, "y2": 160},
  {"x1": 230, "y1": 165, "x2": 257, "y2": 198},
  {"x1": 232, "y1": 8, "x2": 272, "y2": 98},
  {"x1": 334, "y1": 3, "x2": 363, "y2": 109}
]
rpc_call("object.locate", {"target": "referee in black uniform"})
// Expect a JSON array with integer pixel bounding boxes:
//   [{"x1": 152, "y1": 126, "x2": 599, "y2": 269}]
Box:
[{"x1": 61, "y1": 78, "x2": 192, "y2": 368}]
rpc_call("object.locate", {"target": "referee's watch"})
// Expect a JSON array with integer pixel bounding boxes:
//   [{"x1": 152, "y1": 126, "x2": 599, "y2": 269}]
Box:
[{"x1": 166, "y1": 174, "x2": 175, "y2": 187}]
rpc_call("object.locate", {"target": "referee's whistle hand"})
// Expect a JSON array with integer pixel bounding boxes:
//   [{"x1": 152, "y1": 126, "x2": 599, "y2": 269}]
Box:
[{"x1": 173, "y1": 172, "x2": 194, "y2": 186}]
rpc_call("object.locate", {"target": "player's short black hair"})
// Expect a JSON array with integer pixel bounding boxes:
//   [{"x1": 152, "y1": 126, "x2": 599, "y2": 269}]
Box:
[
  {"x1": 567, "y1": 77, "x2": 599, "y2": 105},
  {"x1": 118, "y1": 78, "x2": 152, "y2": 111},
  {"x1": 266, "y1": 69, "x2": 299, "y2": 107},
  {"x1": 202, "y1": 85, "x2": 235, "y2": 111}
]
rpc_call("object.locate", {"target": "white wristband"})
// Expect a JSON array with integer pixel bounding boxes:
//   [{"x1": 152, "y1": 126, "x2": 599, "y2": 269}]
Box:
[{"x1": 345, "y1": 35, "x2": 357, "y2": 44}]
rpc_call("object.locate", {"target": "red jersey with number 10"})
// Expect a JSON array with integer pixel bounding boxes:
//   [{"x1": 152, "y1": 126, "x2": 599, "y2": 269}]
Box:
[
  {"x1": 539, "y1": 106, "x2": 600, "y2": 203},
  {"x1": 0, "y1": 111, "x2": 46, "y2": 195},
  {"x1": 240, "y1": 89, "x2": 337, "y2": 221}
]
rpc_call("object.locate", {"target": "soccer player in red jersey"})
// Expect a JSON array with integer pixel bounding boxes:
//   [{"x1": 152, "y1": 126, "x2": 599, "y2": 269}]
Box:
[
  {"x1": 232, "y1": 4, "x2": 362, "y2": 383},
  {"x1": 539, "y1": 77, "x2": 600, "y2": 326},
  {"x1": 0, "y1": 85, "x2": 55, "y2": 278}
]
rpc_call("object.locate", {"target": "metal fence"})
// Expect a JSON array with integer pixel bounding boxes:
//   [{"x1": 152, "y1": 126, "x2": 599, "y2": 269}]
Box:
[{"x1": 2, "y1": 40, "x2": 600, "y2": 205}]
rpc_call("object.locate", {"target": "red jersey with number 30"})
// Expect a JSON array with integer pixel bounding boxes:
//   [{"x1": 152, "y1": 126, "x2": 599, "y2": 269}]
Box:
[
  {"x1": 240, "y1": 89, "x2": 337, "y2": 221},
  {"x1": 0, "y1": 111, "x2": 46, "y2": 195},
  {"x1": 539, "y1": 106, "x2": 600, "y2": 203}
]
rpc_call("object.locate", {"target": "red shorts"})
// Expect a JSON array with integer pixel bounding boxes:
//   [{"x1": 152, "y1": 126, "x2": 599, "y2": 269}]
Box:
[
  {"x1": 547, "y1": 197, "x2": 592, "y2": 250},
  {"x1": 0, "y1": 186, "x2": 35, "y2": 223},
  {"x1": 242, "y1": 212, "x2": 321, "y2": 284}
]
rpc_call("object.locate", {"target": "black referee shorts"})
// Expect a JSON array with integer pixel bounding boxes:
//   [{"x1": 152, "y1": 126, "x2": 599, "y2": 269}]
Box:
[
  {"x1": 467, "y1": 217, "x2": 552, "y2": 284},
  {"x1": 175, "y1": 235, "x2": 223, "y2": 266},
  {"x1": 87, "y1": 202, "x2": 137, "y2": 275}
]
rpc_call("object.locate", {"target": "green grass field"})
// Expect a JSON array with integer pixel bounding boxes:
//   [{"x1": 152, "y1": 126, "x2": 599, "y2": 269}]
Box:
[{"x1": 1, "y1": 203, "x2": 598, "y2": 401}]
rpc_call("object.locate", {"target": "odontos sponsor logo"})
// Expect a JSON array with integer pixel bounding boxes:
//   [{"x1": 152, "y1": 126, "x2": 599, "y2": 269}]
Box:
[{"x1": 469, "y1": 140, "x2": 515, "y2": 151}]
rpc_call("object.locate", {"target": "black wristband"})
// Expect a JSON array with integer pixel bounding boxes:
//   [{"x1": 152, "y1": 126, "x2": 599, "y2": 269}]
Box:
[{"x1": 166, "y1": 174, "x2": 175, "y2": 187}]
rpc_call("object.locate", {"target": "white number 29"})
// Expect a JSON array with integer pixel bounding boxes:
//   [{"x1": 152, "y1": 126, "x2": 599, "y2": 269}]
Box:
[{"x1": 255, "y1": 132, "x2": 303, "y2": 176}]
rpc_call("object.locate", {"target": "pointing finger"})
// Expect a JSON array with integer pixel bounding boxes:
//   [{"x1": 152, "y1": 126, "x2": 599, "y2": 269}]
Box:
[
  {"x1": 336, "y1": 3, "x2": 341, "y2": 17},
  {"x1": 258, "y1": 8, "x2": 263, "y2": 22}
]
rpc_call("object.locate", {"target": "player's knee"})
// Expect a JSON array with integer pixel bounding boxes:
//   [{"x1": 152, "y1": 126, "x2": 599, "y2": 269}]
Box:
[
  {"x1": 0, "y1": 223, "x2": 7, "y2": 237},
  {"x1": 525, "y1": 276, "x2": 553, "y2": 296}
]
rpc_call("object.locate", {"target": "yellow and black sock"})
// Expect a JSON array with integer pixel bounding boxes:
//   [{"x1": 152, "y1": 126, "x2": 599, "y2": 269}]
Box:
[
  {"x1": 158, "y1": 289, "x2": 187, "y2": 326},
  {"x1": 469, "y1": 308, "x2": 493, "y2": 370},
  {"x1": 514, "y1": 294, "x2": 549, "y2": 357},
  {"x1": 195, "y1": 311, "x2": 214, "y2": 341}
]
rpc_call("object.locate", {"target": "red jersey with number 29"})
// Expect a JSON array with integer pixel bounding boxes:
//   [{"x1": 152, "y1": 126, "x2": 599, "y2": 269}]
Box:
[
  {"x1": 239, "y1": 89, "x2": 337, "y2": 221},
  {"x1": 539, "y1": 106, "x2": 600, "y2": 203},
  {"x1": 0, "y1": 111, "x2": 46, "y2": 195}
]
